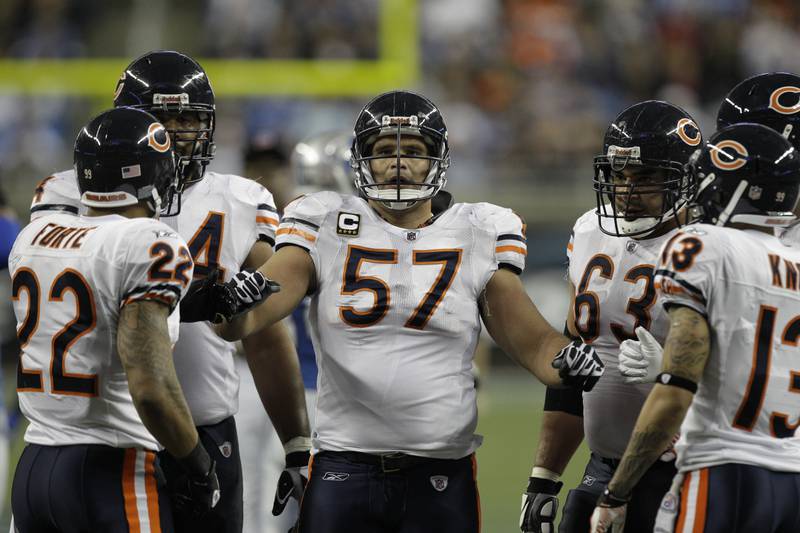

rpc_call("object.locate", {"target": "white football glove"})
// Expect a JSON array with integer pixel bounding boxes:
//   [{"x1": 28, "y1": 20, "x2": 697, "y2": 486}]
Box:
[
  {"x1": 618, "y1": 326, "x2": 663, "y2": 384},
  {"x1": 590, "y1": 489, "x2": 628, "y2": 533},
  {"x1": 590, "y1": 504, "x2": 627, "y2": 533}
]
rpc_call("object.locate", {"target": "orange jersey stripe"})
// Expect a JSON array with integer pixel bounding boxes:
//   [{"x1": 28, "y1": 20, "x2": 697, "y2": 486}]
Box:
[
  {"x1": 693, "y1": 468, "x2": 709, "y2": 533},
  {"x1": 277, "y1": 227, "x2": 317, "y2": 243},
  {"x1": 256, "y1": 216, "x2": 279, "y2": 226},
  {"x1": 676, "y1": 472, "x2": 692, "y2": 533},
  {"x1": 144, "y1": 451, "x2": 162, "y2": 533},
  {"x1": 495, "y1": 245, "x2": 527, "y2": 256},
  {"x1": 123, "y1": 449, "x2": 141, "y2": 533},
  {"x1": 567, "y1": 243, "x2": 574, "y2": 252}
]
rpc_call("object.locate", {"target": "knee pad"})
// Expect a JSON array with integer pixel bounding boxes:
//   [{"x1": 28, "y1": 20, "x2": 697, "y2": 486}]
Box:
[{"x1": 558, "y1": 489, "x2": 599, "y2": 533}]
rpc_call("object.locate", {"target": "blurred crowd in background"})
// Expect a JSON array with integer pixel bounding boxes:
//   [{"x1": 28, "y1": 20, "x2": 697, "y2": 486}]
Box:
[
  {"x1": 2, "y1": 0, "x2": 799, "y2": 219},
  {"x1": 0, "y1": 0, "x2": 796, "y2": 322}
]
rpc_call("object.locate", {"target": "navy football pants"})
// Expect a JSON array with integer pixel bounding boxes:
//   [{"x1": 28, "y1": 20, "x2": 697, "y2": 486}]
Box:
[
  {"x1": 12, "y1": 443, "x2": 174, "y2": 533},
  {"x1": 298, "y1": 451, "x2": 480, "y2": 533},
  {"x1": 661, "y1": 463, "x2": 800, "y2": 533}
]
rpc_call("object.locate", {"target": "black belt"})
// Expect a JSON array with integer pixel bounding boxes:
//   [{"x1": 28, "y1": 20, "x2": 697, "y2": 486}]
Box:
[
  {"x1": 597, "y1": 455, "x2": 621, "y2": 469},
  {"x1": 320, "y1": 451, "x2": 441, "y2": 473}
]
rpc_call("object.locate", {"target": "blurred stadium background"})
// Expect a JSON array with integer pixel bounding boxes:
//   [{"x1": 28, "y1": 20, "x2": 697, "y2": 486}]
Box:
[{"x1": 0, "y1": 0, "x2": 798, "y2": 530}]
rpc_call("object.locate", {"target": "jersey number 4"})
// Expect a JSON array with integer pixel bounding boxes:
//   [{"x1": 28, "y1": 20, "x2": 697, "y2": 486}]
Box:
[
  {"x1": 12, "y1": 268, "x2": 97, "y2": 396},
  {"x1": 339, "y1": 245, "x2": 462, "y2": 330}
]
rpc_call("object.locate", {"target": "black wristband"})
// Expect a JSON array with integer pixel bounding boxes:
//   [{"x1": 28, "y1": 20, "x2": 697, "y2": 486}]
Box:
[
  {"x1": 598, "y1": 487, "x2": 629, "y2": 507},
  {"x1": 177, "y1": 440, "x2": 212, "y2": 478},
  {"x1": 285, "y1": 450, "x2": 311, "y2": 469},
  {"x1": 655, "y1": 372, "x2": 698, "y2": 394},
  {"x1": 526, "y1": 476, "x2": 563, "y2": 495}
]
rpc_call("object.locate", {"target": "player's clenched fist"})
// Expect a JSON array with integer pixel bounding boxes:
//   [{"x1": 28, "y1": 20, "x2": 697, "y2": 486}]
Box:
[{"x1": 552, "y1": 340, "x2": 604, "y2": 391}]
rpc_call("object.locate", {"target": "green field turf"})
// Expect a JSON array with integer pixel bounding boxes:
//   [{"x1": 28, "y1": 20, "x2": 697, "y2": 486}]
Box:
[
  {"x1": 2, "y1": 369, "x2": 590, "y2": 532},
  {"x1": 476, "y1": 369, "x2": 590, "y2": 532}
]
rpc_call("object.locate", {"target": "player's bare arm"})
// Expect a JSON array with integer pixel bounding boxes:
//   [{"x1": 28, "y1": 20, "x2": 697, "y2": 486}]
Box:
[
  {"x1": 118, "y1": 300, "x2": 199, "y2": 457},
  {"x1": 240, "y1": 241, "x2": 310, "y2": 443},
  {"x1": 606, "y1": 305, "x2": 710, "y2": 498},
  {"x1": 217, "y1": 244, "x2": 314, "y2": 341},
  {"x1": 534, "y1": 281, "x2": 584, "y2": 472},
  {"x1": 521, "y1": 282, "x2": 584, "y2": 533},
  {"x1": 480, "y1": 268, "x2": 568, "y2": 386}
]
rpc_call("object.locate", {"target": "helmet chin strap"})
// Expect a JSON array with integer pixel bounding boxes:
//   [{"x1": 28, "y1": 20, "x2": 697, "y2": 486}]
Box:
[{"x1": 617, "y1": 199, "x2": 688, "y2": 238}]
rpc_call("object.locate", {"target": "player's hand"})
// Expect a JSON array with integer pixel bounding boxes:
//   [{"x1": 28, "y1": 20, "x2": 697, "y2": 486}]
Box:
[
  {"x1": 520, "y1": 477, "x2": 562, "y2": 533},
  {"x1": 590, "y1": 489, "x2": 628, "y2": 533},
  {"x1": 553, "y1": 340, "x2": 604, "y2": 392},
  {"x1": 272, "y1": 450, "x2": 310, "y2": 516},
  {"x1": 618, "y1": 326, "x2": 663, "y2": 384},
  {"x1": 225, "y1": 269, "x2": 281, "y2": 317},
  {"x1": 180, "y1": 268, "x2": 237, "y2": 323},
  {"x1": 171, "y1": 461, "x2": 222, "y2": 516}
]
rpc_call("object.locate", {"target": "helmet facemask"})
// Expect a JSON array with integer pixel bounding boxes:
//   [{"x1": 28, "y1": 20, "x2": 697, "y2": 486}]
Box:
[
  {"x1": 594, "y1": 149, "x2": 695, "y2": 238},
  {"x1": 352, "y1": 115, "x2": 450, "y2": 211},
  {"x1": 152, "y1": 107, "x2": 215, "y2": 216}
]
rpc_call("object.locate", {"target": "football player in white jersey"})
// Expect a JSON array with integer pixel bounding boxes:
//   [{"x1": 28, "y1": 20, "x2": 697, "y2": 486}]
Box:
[
  {"x1": 216, "y1": 90, "x2": 606, "y2": 533},
  {"x1": 27, "y1": 50, "x2": 311, "y2": 533},
  {"x1": 520, "y1": 101, "x2": 703, "y2": 533},
  {"x1": 10, "y1": 108, "x2": 220, "y2": 532},
  {"x1": 590, "y1": 123, "x2": 800, "y2": 533}
]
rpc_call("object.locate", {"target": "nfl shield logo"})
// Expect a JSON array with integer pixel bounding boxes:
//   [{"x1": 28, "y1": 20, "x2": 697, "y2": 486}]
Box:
[
  {"x1": 430, "y1": 475, "x2": 448, "y2": 492},
  {"x1": 218, "y1": 441, "x2": 232, "y2": 458}
]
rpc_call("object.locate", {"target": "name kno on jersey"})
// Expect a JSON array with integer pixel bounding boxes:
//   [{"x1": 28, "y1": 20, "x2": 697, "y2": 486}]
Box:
[
  {"x1": 30, "y1": 222, "x2": 97, "y2": 250},
  {"x1": 769, "y1": 252, "x2": 800, "y2": 293}
]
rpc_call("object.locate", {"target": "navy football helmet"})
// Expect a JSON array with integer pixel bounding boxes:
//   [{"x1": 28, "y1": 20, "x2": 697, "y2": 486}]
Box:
[
  {"x1": 594, "y1": 100, "x2": 702, "y2": 238},
  {"x1": 351, "y1": 91, "x2": 450, "y2": 210},
  {"x1": 74, "y1": 107, "x2": 177, "y2": 216},
  {"x1": 717, "y1": 72, "x2": 800, "y2": 150},
  {"x1": 113, "y1": 50, "x2": 215, "y2": 195},
  {"x1": 690, "y1": 123, "x2": 800, "y2": 227}
]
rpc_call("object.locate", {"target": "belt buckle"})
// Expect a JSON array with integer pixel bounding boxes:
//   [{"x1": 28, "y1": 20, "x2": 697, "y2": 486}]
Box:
[{"x1": 380, "y1": 453, "x2": 403, "y2": 473}]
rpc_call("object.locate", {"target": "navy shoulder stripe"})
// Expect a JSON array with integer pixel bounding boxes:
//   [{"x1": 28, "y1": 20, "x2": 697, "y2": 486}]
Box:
[
  {"x1": 281, "y1": 217, "x2": 320, "y2": 231},
  {"x1": 30, "y1": 204, "x2": 79, "y2": 214},
  {"x1": 257, "y1": 203, "x2": 278, "y2": 213},
  {"x1": 497, "y1": 233, "x2": 526, "y2": 243}
]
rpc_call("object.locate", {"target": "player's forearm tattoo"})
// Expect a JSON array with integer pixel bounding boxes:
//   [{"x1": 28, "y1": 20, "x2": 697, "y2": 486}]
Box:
[
  {"x1": 610, "y1": 423, "x2": 673, "y2": 498},
  {"x1": 118, "y1": 301, "x2": 191, "y2": 414},
  {"x1": 663, "y1": 307, "x2": 710, "y2": 382}
]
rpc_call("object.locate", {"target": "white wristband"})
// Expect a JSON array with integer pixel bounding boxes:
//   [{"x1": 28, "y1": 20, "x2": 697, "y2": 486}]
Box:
[
  {"x1": 284, "y1": 436, "x2": 312, "y2": 455},
  {"x1": 531, "y1": 466, "x2": 560, "y2": 482}
]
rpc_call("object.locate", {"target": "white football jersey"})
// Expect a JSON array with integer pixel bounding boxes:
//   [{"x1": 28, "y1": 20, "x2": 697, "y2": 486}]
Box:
[
  {"x1": 30, "y1": 170, "x2": 85, "y2": 219},
  {"x1": 10, "y1": 213, "x2": 192, "y2": 449},
  {"x1": 656, "y1": 224, "x2": 800, "y2": 473},
  {"x1": 161, "y1": 172, "x2": 278, "y2": 425},
  {"x1": 567, "y1": 209, "x2": 674, "y2": 458},
  {"x1": 27, "y1": 169, "x2": 278, "y2": 425},
  {"x1": 276, "y1": 192, "x2": 527, "y2": 459}
]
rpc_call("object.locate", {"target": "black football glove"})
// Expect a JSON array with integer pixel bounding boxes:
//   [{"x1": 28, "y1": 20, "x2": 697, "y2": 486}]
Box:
[
  {"x1": 520, "y1": 477, "x2": 562, "y2": 533},
  {"x1": 170, "y1": 443, "x2": 221, "y2": 517},
  {"x1": 272, "y1": 450, "x2": 310, "y2": 516},
  {"x1": 552, "y1": 340, "x2": 605, "y2": 392},
  {"x1": 224, "y1": 269, "x2": 281, "y2": 317},
  {"x1": 180, "y1": 268, "x2": 238, "y2": 324}
]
